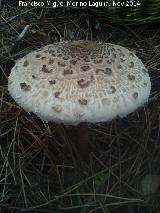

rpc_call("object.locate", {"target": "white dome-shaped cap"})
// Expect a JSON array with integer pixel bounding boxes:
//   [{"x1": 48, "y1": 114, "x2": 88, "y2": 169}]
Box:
[{"x1": 8, "y1": 40, "x2": 151, "y2": 125}]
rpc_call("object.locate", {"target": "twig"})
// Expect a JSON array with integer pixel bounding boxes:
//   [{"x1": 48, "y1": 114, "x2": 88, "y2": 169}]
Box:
[{"x1": 17, "y1": 25, "x2": 31, "y2": 41}]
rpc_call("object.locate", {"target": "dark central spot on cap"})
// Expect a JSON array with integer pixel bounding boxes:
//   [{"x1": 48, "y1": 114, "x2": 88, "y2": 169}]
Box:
[
  {"x1": 23, "y1": 60, "x2": 29, "y2": 67},
  {"x1": 20, "y1": 82, "x2": 31, "y2": 91},
  {"x1": 78, "y1": 99, "x2": 88, "y2": 105},
  {"x1": 81, "y1": 65, "x2": 90, "y2": 72}
]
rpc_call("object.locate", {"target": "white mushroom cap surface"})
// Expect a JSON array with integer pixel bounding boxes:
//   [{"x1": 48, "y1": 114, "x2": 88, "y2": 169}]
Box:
[{"x1": 8, "y1": 40, "x2": 151, "y2": 125}]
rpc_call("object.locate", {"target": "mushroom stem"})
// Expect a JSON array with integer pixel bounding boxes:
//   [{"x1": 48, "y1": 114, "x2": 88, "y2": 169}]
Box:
[{"x1": 77, "y1": 122, "x2": 89, "y2": 160}]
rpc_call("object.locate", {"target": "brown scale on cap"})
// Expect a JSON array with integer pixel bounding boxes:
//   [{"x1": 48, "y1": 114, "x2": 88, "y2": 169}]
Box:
[
  {"x1": 143, "y1": 82, "x2": 147, "y2": 87},
  {"x1": 133, "y1": 92, "x2": 138, "y2": 99},
  {"x1": 49, "y1": 80, "x2": 56, "y2": 84},
  {"x1": 41, "y1": 65, "x2": 52, "y2": 73},
  {"x1": 113, "y1": 53, "x2": 117, "y2": 58},
  {"x1": 52, "y1": 105, "x2": 62, "y2": 113},
  {"x1": 96, "y1": 68, "x2": 112, "y2": 75},
  {"x1": 49, "y1": 59, "x2": 54, "y2": 64},
  {"x1": 54, "y1": 91, "x2": 60, "y2": 98},
  {"x1": 117, "y1": 64, "x2": 122, "y2": 69},
  {"x1": 110, "y1": 86, "x2": 116, "y2": 94},
  {"x1": 36, "y1": 54, "x2": 41, "y2": 58},
  {"x1": 90, "y1": 55, "x2": 96, "y2": 60},
  {"x1": 113, "y1": 96, "x2": 120, "y2": 103},
  {"x1": 71, "y1": 54, "x2": 76, "y2": 58},
  {"x1": 74, "y1": 112, "x2": 84, "y2": 118},
  {"x1": 20, "y1": 82, "x2": 31, "y2": 91},
  {"x1": 95, "y1": 69, "x2": 105, "y2": 74},
  {"x1": 58, "y1": 61, "x2": 66, "y2": 67},
  {"x1": 48, "y1": 49, "x2": 54, "y2": 54},
  {"x1": 117, "y1": 48, "x2": 122, "y2": 53},
  {"x1": 105, "y1": 68, "x2": 112, "y2": 75},
  {"x1": 63, "y1": 55, "x2": 69, "y2": 60},
  {"x1": 128, "y1": 74, "x2": 135, "y2": 81},
  {"x1": 120, "y1": 58, "x2": 125, "y2": 62},
  {"x1": 77, "y1": 79, "x2": 91, "y2": 88},
  {"x1": 84, "y1": 57, "x2": 90, "y2": 62},
  {"x1": 77, "y1": 75, "x2": 94, "y2": 88},
  {"x1": 32, "y1": 75, "x2": 38, "y2": 79},
  {"x1": 81, "y1": 65, "x2": 90, "y2": 72},
  {"x1": 70, "y1": 59, "x2": 77, "y2": 65},
  {"x1": 63, "y1": 69, "x2": 73, "y2": 75},
  {"x1": 120, "y1": 52, "x2": 125, "y2": 57},
  {"x1": 129, "y1": 52, "x2": 135, "y2": 57},
  {"x1": 23, "y1": 60, "x2": 29, "y2": 67},
  {"x1": 107, "y1": 60, "x2": 112, "y2": 64},
  {"x1": 41, "y1": 57, "x2": 46, "y2": 60},
  {"x1": 129, "y1": 61, "x2": 134, "y2": 68},
  {"x1": 78, "y1": 99, "x2": 88, "y2": 105},
  {"x1": 93, "y1": 58, "x2": 103, "y2": 64}
]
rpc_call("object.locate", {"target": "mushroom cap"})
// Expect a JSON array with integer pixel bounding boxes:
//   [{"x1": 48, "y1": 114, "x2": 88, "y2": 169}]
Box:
[{"x1": 8, "y1": 40, "x2": 151, "y2": 125}]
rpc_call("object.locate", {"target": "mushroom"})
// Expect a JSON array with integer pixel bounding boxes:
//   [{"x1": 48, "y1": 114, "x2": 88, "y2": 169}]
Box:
[{"x1": 8, "y1": 40, "x2": 151, "y2": 159}]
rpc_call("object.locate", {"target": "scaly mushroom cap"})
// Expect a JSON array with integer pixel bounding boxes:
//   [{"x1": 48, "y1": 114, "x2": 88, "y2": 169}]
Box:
[{"x1": 8, "y1": 40, "x2": 151, "y2": 125}]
